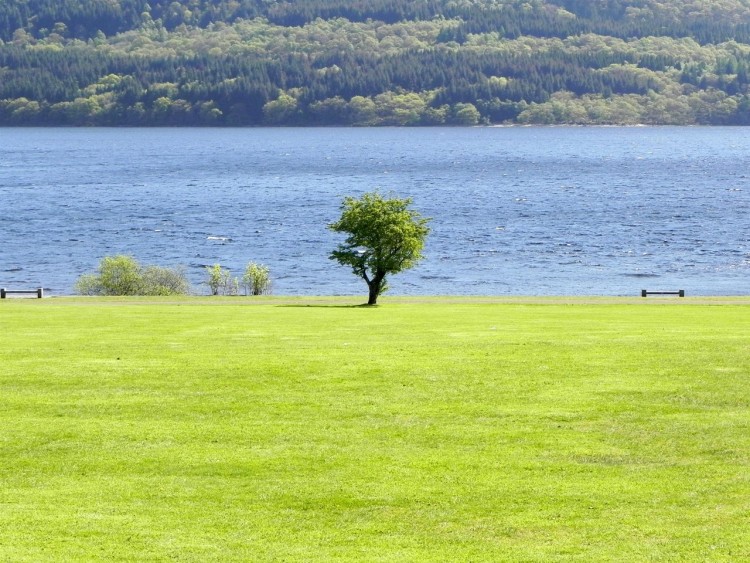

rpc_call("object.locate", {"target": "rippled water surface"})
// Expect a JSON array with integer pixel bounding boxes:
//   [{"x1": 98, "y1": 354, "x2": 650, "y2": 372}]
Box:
[{"x1": 1, "y1": 126, "x2": 749, "y2": 295}]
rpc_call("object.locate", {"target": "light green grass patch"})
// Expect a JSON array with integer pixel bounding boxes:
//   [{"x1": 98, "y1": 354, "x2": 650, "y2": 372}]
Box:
[{"x1": 1, "y1": 297, "x2": 749, "y2": 561}]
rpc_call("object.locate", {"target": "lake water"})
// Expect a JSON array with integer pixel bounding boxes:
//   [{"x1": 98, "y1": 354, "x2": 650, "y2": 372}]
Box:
[{"x1": 1, "y1": 126, "x2": 749, "y2": 296}]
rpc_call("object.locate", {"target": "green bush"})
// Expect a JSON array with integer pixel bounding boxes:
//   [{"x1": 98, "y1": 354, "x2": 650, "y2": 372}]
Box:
[
  {"x1": 73, "y1": 273, "x2": 103, "y2": 296},
  {"x1": 205, "y1": 264, "x2": 238, "y2": 296},
  {"x1": 242, "y1": 262, "x2": 271, "y2": 295},
  {"x1": 75, "y1": 255, "x2": 190, "y2": 296},
  {"x1": 97, "y1": 255, "x2": 142, "y2": 295},
  {"x1": 141, "y1": 265, "x2": 190, "y2": 296}
]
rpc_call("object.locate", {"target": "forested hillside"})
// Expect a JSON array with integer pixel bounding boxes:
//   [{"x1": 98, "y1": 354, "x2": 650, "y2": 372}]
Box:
[{"x1": 3, "y1": 0, "x2": 750, "y2": 125}]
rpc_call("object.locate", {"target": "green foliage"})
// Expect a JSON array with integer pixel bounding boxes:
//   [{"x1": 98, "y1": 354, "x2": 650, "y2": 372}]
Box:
[
  {"x1": 205, "y1": 263, "x2": 237, "y2": 296},
  {"x1": 75, "y1": 255, "x2": 189, "y2": 296},
  {"x1": 329, "y1": 192, "x2": 430, "y2": 305},
  {"x1": 262, "y1": 92, "x2": 298, "y2": 125},
  {"x1": 242, "y1": 262, "x2": 271, "y2": 296},
  {"x1": 73, "y1": 273, "x2": 102, "y2": 296},
  {"x1": 4, "y1": 1, "x2": 750, "y2": 124},
  {"x1": 205, "y1": 264, "x2": 222, "y2": 296},
  {"x1": 141, "y1": 265, "x2": 191, "y2": 296},
  {"x1": 96, "y1": 254, "x2": 144, "y2": 296},
  {"x1": 452, "y1": 102, "x2": 481, "y2": 125}
]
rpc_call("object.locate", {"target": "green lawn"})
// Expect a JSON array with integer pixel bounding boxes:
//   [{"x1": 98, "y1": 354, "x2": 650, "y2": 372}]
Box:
[{"x1": 1, "y1": 297, "x2": 749, "y2": 561}]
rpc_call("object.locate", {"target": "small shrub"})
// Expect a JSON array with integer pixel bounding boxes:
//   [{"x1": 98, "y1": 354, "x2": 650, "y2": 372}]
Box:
[
  {"x1": 230, "y1": 277, "x2": 240, "y2": 296},
  {"x1": 75, "y1": 255, "x2": 189, "y2": 296},
  {"x1": 98, "y1": 255, "x2": 143, "y2": 295},
  {"x1": 74, "y1": 273, "x2": 103, "y2": 296},
  {"x1": 141, "y1": 265, "x2": 190, "y2": 296},
  {"x1": 205, "y1": 264, "x2": 237, "y2": 295},
  {"x1": 242, "y1": 262, "x2": 272, "y2": 295}
]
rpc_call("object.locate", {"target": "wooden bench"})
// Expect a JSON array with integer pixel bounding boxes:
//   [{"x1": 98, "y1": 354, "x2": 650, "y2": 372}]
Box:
[
  {"x1": 1, "y1": 288, "x2": 44, "y2": 299},
  {"x1": 641, "y1": 289, "x2": 684, "y2": 297}
]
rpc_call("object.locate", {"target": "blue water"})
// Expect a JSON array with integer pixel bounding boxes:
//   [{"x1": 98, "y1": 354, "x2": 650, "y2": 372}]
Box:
[{"x1": 1, "y1": 126, "x2": 749, "y2": 296}]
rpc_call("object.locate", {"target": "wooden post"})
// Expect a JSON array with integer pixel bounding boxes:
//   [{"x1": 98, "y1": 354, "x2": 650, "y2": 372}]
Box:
[
  {"x1": 679, "y1": 290, "x2": 685, "y2": 297},
  {"x1": 0, "y1": 288, "x2": 5, "y2": 299},
  {"x1": 641, "y1": 289, "x2": 647, "y2": 297},
  {"x1": 37, "y1": 288, "x2": 44, "y2": 298}
]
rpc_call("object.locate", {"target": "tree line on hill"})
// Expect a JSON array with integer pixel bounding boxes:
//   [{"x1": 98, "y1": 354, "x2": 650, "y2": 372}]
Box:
[{"x1": 3, "y1": 0, "x2": 750, "y2": 126}]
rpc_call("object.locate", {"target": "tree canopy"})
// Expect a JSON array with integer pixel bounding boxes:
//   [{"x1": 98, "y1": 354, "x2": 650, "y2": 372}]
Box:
[
  {"x1": 4, "y1": 1, "x2": 750, "y2": 125},
  {"x1": 329, "y1": 192, "x2": 430, "y2": 305},
  {"x1": 75, "y1": 255, "x2": 189, "y2": 296}
]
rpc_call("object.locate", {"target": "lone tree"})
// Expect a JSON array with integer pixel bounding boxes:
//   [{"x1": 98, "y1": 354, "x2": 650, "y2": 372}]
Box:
[{"x1": 329, "y1": 192, "x2": 430, "y2": 305}]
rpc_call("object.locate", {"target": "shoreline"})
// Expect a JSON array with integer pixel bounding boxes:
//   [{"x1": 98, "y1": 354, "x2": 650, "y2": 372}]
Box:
[{"x1": 3, "y1": 294, "x2": 749, "y2": 306}]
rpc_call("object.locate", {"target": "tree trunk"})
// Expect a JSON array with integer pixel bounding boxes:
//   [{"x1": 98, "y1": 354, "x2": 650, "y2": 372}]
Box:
[
  {"x1": 367, "y1": 273, "x2": 385, "y2": 305},
  {"x1": 367, "y1": 282, "x2": 379, "y2": 305}
]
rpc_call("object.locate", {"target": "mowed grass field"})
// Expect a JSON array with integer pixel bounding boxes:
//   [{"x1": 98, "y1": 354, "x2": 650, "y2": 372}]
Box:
[{"x1": 1, "y1": 296, "x2": 749, "y2": 561}]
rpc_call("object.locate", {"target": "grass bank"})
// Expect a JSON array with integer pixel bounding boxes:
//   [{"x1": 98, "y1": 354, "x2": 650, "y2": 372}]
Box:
[{"x1": 1, "y1": 297, "x2": 749, "y2": 561}]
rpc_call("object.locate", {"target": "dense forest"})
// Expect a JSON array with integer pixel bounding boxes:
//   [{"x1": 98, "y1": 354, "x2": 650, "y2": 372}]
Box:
[{"x1": 3, "y1": 0, "x2": 750, "y2": 125}]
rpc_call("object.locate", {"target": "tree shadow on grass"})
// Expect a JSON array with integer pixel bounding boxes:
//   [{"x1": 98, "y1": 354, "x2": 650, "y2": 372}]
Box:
[{"x1": 276, "y1": 304, "x2": 375, "y2": 308}]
